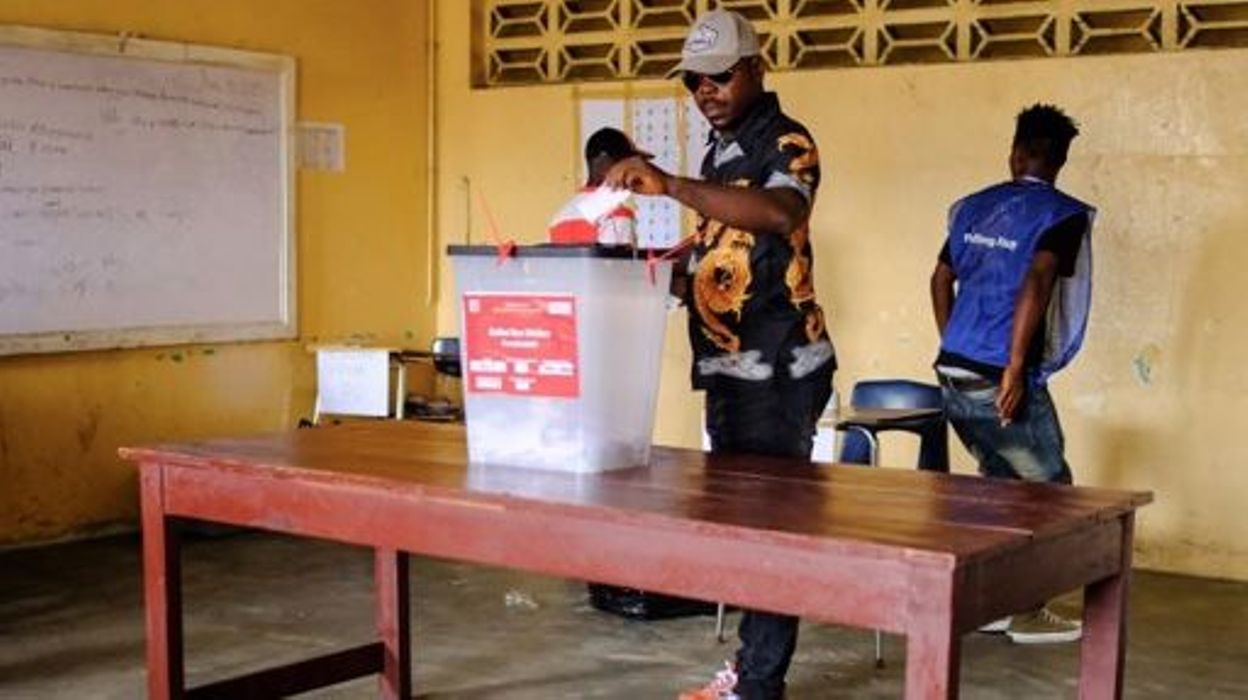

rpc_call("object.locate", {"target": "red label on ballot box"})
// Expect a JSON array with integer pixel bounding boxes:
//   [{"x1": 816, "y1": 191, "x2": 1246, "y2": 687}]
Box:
[{"x1": 463, "y1": 293, "x2": 580, "y2": 398}]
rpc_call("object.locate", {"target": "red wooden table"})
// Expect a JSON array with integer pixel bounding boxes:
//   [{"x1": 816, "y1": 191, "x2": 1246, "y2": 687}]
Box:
[{"x1": 122, "y1": 422, "x2": 1151, "y2": 699}]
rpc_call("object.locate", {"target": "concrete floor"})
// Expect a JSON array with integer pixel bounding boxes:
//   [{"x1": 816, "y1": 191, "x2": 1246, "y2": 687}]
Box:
[{"x1": 0, "y1": 531, "x2": 1244, "y2": 699}]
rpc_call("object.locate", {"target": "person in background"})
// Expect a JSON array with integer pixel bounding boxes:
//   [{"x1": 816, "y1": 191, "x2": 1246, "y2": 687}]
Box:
[
  {"x1": 547, "y1": 127, "x2": 642, "y2": 246},
  {"x1": 605, "y1": 10, "x2": 835, "y2": 700},
  {"x1": 930, "y1": 103, "x2": 1095, "y2": 644}
]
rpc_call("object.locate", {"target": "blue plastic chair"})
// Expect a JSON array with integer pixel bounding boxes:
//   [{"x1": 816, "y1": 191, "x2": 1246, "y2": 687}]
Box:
[
  {"x1": 431, "y1": 337, "x2": 462, "y2": 377},
  {"x1": 837, "y1": 379, "x2": 948, "y2": 472}
]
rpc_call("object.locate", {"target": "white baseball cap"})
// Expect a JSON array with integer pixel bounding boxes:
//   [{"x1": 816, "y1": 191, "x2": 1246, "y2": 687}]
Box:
[{"x1": 668, "y1": 10, "x2": 761, "y2": 77}]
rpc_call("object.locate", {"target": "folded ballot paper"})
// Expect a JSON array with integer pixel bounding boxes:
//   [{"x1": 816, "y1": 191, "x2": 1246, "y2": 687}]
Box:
[
  {"x1": 574, "y1": 186, "x2": 631, "y2": 222},
  {"x1": 547, "y1": 186, "x2": 634, "y2": 245}
]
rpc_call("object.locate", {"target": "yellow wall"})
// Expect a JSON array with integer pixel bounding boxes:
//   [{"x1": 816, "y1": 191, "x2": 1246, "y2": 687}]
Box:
[
  {"x1": 435, "y1": 1, "x2": 1248, "y2": 581},
  {"x1": 0, "y1": 0, "x2": 433, "y2": 544},
  {"x1": 5, "y1": 0, "x2": 1241, "y2": 583}
]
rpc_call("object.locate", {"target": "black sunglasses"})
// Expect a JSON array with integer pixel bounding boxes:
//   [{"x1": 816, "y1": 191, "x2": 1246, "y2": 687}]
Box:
[{"x1": 681, "y1": 63, "x2": 740, "y2": 93}]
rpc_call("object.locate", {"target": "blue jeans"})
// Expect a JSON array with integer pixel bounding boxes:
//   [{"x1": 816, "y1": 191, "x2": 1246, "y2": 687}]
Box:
[
  {"x1": 939, "y1": 377, "x2": 1072, "y2": 484},
  {"x1": 705, "y1": 367, "x2": 833, "y2": 700}
]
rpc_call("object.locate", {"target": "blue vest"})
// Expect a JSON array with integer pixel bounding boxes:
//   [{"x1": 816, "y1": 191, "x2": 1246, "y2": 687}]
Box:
[{"x1": 942, "y1": 180, "x2": 1095, "y2": 384}]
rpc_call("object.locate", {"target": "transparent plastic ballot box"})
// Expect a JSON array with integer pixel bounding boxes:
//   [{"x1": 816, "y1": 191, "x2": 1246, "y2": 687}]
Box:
[{"x1": 448, "y1": 245, "x2": 673, "y2": 472}]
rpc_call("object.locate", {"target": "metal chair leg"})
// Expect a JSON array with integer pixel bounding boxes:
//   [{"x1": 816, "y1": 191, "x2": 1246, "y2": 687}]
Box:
[
  {"x1": 867, "y1": 431, "x2": 883, "y2": 668},
  {"x1": 832, "y1": 426, "x2": 886, "y2": 667},
  {"x1": 715, "y1": 602, "x2": 727, "y2": 643}
]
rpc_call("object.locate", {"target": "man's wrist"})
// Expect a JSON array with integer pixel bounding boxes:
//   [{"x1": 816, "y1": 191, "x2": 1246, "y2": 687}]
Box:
[{"x1": 663, "y1": 173, "x2": 682, "y2": 199}]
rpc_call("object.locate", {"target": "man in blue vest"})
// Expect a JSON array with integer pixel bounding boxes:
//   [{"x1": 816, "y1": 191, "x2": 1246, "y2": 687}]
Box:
[{"x1": 930, "y1": 104, "x2": 1094, "y2": 644}]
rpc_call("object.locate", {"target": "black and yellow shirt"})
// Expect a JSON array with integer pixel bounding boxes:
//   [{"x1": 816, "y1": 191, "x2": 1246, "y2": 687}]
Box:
[{"x1": 686, "y1": 92, "x2": 835, "y2": 390}]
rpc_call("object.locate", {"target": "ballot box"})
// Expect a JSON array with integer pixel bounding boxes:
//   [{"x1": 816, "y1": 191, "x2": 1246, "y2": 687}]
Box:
[{"x1": 448, "y1": 245, "x2": 672, "y2": 472}]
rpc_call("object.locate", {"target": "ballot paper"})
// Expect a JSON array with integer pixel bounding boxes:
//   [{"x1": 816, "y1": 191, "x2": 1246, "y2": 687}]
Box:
[{"x1": 573, "y1": 186, "x2": 632, "y2": 223}]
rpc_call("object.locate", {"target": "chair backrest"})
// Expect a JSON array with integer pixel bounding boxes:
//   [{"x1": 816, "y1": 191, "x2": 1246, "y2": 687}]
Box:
[
  {"x1": 839, "y1": 379, "x2": 947, "y2": 469},
  {"x1": 850, "y1": 379, "x2": 942, "y2": 410},
  {"x1": 431, "y1": 337, "x2": 461, "y2": 377}
]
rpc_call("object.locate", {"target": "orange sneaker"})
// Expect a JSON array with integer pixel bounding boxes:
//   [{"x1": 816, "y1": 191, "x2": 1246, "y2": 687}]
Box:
[{"x1": 678, "y1": 661, "x2": 741, "y2": 700}]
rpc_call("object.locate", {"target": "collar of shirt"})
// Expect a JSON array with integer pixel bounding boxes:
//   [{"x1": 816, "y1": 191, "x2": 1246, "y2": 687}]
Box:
[
  {"x1": 706, "y1": 91, "x2": 782, "y2": 148},
  {"x1": 1016, "y1": 175, "x2": 1052, "y2": 186}
]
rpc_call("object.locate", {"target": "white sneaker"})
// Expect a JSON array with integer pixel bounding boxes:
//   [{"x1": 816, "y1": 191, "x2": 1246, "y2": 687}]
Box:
[
  {"x1": 978, "y1": 616, "x2": 1011, "y2": 633},
  {"x1": 678, "y1": 661, "x2": 740, "y2": 700},
  {"x1": 1006, "y1": 607, "x2": 1082, "y2": 644}
]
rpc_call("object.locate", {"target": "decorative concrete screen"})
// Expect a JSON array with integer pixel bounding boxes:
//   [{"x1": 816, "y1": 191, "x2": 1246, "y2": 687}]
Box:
[{"x1": 475, "y1": 0, "x2": 1248, "y2": 86}]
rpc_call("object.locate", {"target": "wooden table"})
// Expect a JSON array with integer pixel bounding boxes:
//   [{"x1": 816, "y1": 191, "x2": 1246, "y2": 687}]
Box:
[{"x1": 122, "y1": 422, "x2": 1151, "y2": 699}]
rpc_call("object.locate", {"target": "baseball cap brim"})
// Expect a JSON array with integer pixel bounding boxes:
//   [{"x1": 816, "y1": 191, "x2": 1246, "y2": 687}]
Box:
[{"x1": 666, "y1": 52, "x2": 742, "y2": 79}]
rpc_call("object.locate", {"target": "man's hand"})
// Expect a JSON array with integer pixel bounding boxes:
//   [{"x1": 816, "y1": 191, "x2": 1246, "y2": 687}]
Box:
[
  {"x1": 996, "y1": 363, "x2": 1025, "y2": 425},
  {"x1": 603, "y1": 155, "x2": 672, "y2": 196},
  {"x1": 998, "y1": 251, "x2": 1058, "y2": 426}
]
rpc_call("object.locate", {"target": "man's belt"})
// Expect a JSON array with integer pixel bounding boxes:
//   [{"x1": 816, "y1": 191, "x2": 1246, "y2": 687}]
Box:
[{"x1": 937, "y1": 372, "x2": 997, "y2": 393}]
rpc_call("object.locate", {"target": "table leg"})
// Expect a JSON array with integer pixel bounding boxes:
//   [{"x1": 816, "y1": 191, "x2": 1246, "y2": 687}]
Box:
[
  {"x1": 141, "y1": 464, "x2": 184, "y2": 700},
  {"x1": 904, "y1": 617, "x2": 960, "y2": 700},
  {"x1": 375, "y1": 548, "x2": 411, "y2": 700},
  {"x1": 1079, "y1": 512, "x2": 1135, "y2": 700}
]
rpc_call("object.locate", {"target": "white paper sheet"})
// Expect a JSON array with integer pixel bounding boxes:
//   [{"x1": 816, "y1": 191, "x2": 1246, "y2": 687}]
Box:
[
  {"x1": 574, "y1": 186, "x2": 632, "y2": 223},
  {"x1": 316, "y1": 349, "x2": 390, "y2": 417}
]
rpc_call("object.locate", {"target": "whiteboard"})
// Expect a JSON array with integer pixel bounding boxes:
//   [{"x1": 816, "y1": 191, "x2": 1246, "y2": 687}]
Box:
[{"x1": 0, "y1": 26, "x2": 295, "y2": 355}]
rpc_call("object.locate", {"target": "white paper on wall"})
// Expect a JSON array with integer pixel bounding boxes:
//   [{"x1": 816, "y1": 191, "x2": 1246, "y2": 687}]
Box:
[
  {"x1": 631, "y1": 98, "x2": 683, "y2": 249},
  {"x1": 579, "y1": 98, "x2": 627, "y2": 180},
  {"x1": 683, "y1": 98, "x2": 712, "y2": 178},
  {"x1": 297, "y1": 122, "x2": 346, "y2": 172}
]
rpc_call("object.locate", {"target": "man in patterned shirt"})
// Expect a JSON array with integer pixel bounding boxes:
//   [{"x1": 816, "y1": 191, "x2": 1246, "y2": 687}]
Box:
[{"x1": 605, "y1": 10, "x2": 835, "y2": 700}]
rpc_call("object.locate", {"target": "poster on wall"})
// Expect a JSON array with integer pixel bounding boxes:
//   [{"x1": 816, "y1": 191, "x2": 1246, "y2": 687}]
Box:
[
  {"x1": 684, "y1": 98, "x2": 712, "y2": 177},
  {"x1": 579, "y1": 98, "x2": 627, "y2": 164},
  {"x1": 462, "y1": 293, "x2": 580, "y2": 398},
  {"x1": 631, "y1": 97, "x2": 683, "y2": 249}
]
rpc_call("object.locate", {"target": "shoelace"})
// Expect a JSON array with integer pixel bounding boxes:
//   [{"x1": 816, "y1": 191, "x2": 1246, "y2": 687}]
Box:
[{"x1": 1037, "y1": 607, "x2": 1076, "y2": 626}]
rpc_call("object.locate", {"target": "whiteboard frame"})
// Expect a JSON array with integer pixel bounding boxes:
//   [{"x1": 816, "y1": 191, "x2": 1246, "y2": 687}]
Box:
[{"x1": 0, "y1": 25, "x2": 297, "y2": 356}]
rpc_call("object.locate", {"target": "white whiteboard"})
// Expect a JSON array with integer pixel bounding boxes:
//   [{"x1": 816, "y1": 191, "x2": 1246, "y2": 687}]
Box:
[{"x1": 0, "y1": 26, "x2": 295, "y2": 355}]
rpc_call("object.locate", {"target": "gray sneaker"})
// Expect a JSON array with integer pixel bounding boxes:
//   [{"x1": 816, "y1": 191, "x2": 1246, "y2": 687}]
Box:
[{"x1": 1006, "y1": 607, "x2": 1082, "y2": 644}]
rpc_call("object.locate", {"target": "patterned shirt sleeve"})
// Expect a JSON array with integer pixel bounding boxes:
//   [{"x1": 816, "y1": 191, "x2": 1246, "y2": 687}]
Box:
[{"x1": 762, "y1": 129, "x2": 821, "y2": 203}]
